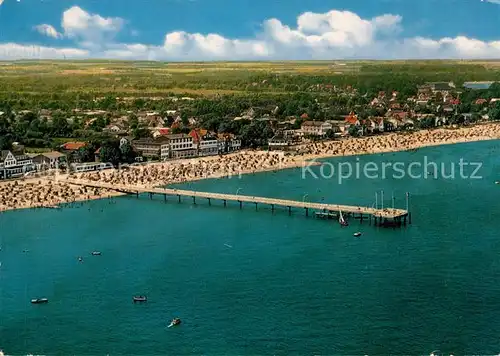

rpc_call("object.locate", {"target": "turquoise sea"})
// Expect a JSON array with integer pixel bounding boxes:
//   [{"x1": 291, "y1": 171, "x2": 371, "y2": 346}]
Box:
[{"x1": 1, "y1": 140, "x2": 500, "y2": 355}]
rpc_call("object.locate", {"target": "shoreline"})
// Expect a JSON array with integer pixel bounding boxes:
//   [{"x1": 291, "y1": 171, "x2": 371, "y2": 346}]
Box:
[
  {"x1": 1, "y1": 123, "x2": 500, "y2": 213},
  {"x1": 302, "y1": 134, "x2": 499, "y2": 161}
]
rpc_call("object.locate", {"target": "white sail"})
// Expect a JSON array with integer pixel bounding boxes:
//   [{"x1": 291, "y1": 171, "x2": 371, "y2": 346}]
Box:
[{"x1": 339, "y1": 210, "x2": 345, "y2": 224}]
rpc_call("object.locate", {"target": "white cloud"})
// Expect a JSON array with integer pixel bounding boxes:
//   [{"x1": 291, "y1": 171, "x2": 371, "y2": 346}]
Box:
[
  {"x1": 0, "y1": 43, "x2": 89, "y2": 59},
  {"x1": 34, "y1": 24, "x2": 62, "y2": 39},
  {"x1": 62, "y1": 6, "x2": 124, "y2": 43},
  {"x1": 162, "y1": 31, "x2": 271, "y2": 59},
  {"x1": 35, "y1": 6, "x2": 124, "y2": 46},
  {"x1": 13, "y1": 6, "x2": 500, "y2": 60}
]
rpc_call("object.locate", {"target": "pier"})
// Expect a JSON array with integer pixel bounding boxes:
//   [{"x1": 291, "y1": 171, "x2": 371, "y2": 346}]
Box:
[{"x1": 65, "y1": 179, "x2": 410, "y2": 226}]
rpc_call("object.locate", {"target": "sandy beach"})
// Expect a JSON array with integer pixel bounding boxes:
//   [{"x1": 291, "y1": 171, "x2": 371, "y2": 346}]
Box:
[{"x1": 2, "y1": 123, "x2": 500, "y2": 212}]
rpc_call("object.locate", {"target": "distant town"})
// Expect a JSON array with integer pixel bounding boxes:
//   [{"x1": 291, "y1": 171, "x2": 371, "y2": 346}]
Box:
[{"x1": 1, "y1": 80, "x2": 500, "y2": 180}]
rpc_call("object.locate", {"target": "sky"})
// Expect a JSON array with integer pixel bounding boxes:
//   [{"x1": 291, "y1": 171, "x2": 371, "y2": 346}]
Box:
[{"x1": 0, "y1": 0, "x2": 500, "y2": 60}]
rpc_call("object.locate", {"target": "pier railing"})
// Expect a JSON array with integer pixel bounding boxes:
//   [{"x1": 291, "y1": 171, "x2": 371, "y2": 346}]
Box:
[{"x1": 64, "y1": 178, "x2": 409, "y2": 223}]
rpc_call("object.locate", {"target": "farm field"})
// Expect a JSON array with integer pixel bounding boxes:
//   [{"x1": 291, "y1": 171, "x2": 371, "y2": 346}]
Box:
[{"x1": 1, "y1": 60, "x2": 500, "y2": 98}]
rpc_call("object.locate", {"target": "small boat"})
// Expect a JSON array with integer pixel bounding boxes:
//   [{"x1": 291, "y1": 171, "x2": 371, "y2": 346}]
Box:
[
  {"x1": 31, "y1": 298, "x2": 48, "y2": 304},
  {"x1": 78, "y1": 257, "x2": 83, "y2": 262},
  {"x1": 168, "y1": 318, "x2": 181, "y2": 328},
  {"x1": 339, "y1": 211, "x2": 349, "y2": 227},
  {"x1": 496, "y1": 181, "x2": 500, "y2": 185},
  {"x1": 91, "y1": 251, "x2": 101, "y2": 256},
  {"x1": 133, "y1": 296, "x2": 147, "y2": 302},
  {"x1": 353, "y1": 232, "x2": 362, "y2": 237}
]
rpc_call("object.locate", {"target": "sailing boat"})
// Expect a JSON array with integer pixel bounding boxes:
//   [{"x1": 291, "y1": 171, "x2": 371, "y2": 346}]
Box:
[{"x1": 339, "y1": 210, "x2": 348, "y2": 227}]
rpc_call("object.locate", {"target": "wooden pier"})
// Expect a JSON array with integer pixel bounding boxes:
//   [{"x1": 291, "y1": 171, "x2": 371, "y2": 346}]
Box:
[{"x1": 65, "y1": 179, "x2": 410, "y2": 226}]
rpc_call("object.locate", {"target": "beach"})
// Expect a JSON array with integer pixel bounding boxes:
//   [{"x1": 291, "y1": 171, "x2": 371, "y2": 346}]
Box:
[
  {"x1": 2, "y1": 123, "x2": 500, "y2": 212},
  {"x1": 3, "y1": 138, "x2": 500, "y2": 354}
]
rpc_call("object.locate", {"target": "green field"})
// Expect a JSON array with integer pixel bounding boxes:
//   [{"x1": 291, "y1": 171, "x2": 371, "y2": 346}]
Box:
[{"x1": 1, "y1": 60, "x2": 500, "y2": 98}]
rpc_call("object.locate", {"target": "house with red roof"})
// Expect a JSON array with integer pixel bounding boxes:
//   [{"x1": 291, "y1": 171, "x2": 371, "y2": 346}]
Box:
[
  {"x1": 60, "y1": 142, "x2": 86, "y2": 152},
  {"x1": 152, "y1": 128, "x2": 171, "y2": 138},
  {"x1": 345, "y1": 112, "x2": 360, "y2": 126}
]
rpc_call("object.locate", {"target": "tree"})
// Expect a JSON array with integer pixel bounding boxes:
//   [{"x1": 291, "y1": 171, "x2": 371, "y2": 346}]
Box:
[
  {"x1": 240, "y1": 121, "x2": 274, "y2": 147},
  {"x1": 348, "y1": 125, "x2": 360, "y2": 137},
  {"x1": 416, "y1": 116, "x2": 435, "y2": 129},
  {"x1": 77, "y1": 144, "x2": 96, "y2": 163},
  {"x1": 100, "y1": 144, "x2": 121, "y2": 166},
  {"x1": 449, "y1": 114, "x2": 465, "y2": 126},
  {"x1": 132, "y1": 123, "x2": 151, "y2": 139},
  {"x1": 52, "y1": 115, "x2": 70, "y2": 136},
  {"x1": 488, "y1": 105, "x2": 500, "y2": 121},
  {"x1": 0, "y1": 134, "x2": 13, "y2": 150},
  {"x1": 120, "y1": 141, "x2": 136, "y2": 163},
  {"x1": 181, "y1": 112, "x2": 189, "y2": 127},
  {"x1": 325, "y1": 129, "x2": 336, "y2": 139},
  {"x1": 129, "y1": 114, "x2": 139, "y2": 130}
]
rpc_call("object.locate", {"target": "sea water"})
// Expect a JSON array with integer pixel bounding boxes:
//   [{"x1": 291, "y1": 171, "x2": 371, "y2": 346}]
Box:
[{"x1": 1, "y1": 140, "x2": 500, "y2": 355}]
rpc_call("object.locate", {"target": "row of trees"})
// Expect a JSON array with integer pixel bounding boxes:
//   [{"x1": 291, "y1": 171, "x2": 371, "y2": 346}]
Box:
[{"x1": 70, "y1": 138, "x2": 136, "y2": 165}]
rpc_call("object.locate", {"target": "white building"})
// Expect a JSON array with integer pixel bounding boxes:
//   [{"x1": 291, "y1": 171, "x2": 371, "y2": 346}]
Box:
[
  {"x1": 218, "y1": 135, "x2": 241, "y2": 154},
  {"x1": 0, "y1": 150, "x2": 35, "y2": 179},
  {"x1": 166, "y1": 134, "x2": 197, "y2": 159},
  {"x1": 301, "y1": 121, "x2": 333, "y2": 136},
  {"x1": 268, "y1": 137, "x2": 289, "y2": 150},
  {"x1": 198, "y1": 134, "x2": 219, "y2": 156},
  {"x1": 30, "y1": 151, "x2": 66, "y2": 170},
  {"x1": 132, "y1": 137, "x2": 170, "y2": 161}
]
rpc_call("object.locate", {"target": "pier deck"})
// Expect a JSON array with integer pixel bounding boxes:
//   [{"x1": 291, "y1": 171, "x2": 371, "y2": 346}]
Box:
[{"x1": 65, "y1": 179, "x2": 409, "y2": 221}]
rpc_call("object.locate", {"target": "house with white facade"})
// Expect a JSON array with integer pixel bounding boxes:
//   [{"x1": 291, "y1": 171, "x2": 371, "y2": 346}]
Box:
[
  {"x1": 301, "y1": 121, "x2": 333, "y2": 136},
  {"x1": 198, "y1": 134, "x2": 219, "y2": 156},
  {"x1": 268, "y1": 136, "x2": 290, "y2": 150},
  {"x1": 0, "y1": 150, "x2": 35, "y2": 179},
  {"x1": 218, "y1": 134, "x2": 241, "y2": 154},
  {"x1": 31, "y1": 151, "x2": 66, "y2": 170},
  {"x1": 132, "y1": 137, "x2": 170, "y2": 161},
  {"x1": 166, "y1": 134, "x2": 197, "y2": 159}
]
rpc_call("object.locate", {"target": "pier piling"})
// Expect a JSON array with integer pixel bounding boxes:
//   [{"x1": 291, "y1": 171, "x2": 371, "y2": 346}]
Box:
[{"x1": 66, "y1": 179, "x2": 410, "y2": 229}]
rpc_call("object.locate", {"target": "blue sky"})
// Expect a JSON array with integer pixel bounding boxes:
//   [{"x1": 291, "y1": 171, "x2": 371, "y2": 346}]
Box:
[{"x1": 0, "y1": 0, "x2": 500, "y2": 59}]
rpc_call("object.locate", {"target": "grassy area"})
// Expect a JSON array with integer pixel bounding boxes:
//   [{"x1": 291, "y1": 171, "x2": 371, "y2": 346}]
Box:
[
  {"x1": 25, "y1": 147, "x2": 53, "y2": 153},
  {"x1": 1, "y1": 60, "x2": 500, "y2": 99}
]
